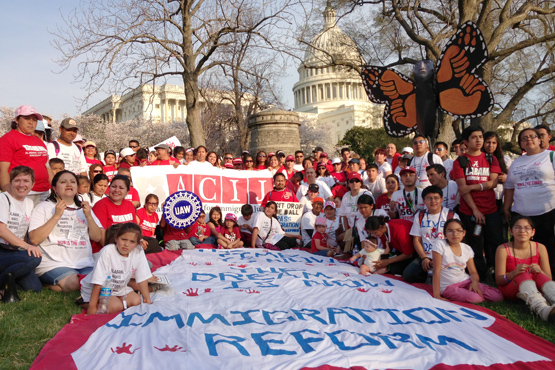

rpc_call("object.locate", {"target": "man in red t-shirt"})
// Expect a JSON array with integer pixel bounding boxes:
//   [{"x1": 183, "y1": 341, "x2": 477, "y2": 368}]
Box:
[
  {"x1": 150, "y1": 144, "x2": 178, "y2": 166},
  {"x1": 261, "y1": 173, "x2": 299, "y2": 206},
  {"x1": 451, "y1": 125, "x2": 502, "y2": 280}
]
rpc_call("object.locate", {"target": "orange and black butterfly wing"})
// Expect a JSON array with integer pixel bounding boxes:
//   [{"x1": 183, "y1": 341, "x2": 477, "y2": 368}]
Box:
[
  {"x1": 436, "y1": 21, "x2": 494, "y2": 118},
  {"x1": 361, "y1": 66, "x2": 417, "y2": 137}
]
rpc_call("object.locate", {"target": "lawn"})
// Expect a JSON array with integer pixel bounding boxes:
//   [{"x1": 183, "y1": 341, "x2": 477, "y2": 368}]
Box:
[{"x1": 0, "y1": 290, "x2": 554, "y2": 369}]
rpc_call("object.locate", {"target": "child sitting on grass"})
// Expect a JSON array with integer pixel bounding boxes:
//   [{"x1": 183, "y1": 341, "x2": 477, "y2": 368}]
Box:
[
  {"x1": 311, "y1": 217, "x2": 336, "y2": 257},
  {"x1": 217, "y1": 213, "x2": 244, "y2": 249},
  {"x1": 349, "y1": 236, "x2": 388, "y2": 275},
  {"x1": 81, "y1": 223, "x2": 152, "y2": 314}
]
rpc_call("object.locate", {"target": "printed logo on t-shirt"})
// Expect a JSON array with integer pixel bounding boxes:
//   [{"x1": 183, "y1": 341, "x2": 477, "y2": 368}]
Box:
[
  {"x1": 22, "y1": 145, "x2": 48, "y2": 157},
  {"x1": 112, "y1": 214, "x2": 134, "y2": 223}
]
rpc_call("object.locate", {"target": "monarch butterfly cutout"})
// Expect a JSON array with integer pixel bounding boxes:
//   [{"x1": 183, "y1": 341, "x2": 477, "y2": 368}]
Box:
[{"x1": 361, "y1": 21, "x2": 494, "y2": 138}]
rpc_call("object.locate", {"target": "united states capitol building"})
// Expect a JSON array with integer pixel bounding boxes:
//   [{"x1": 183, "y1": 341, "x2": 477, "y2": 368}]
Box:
[
  {"x1": 83, "y1": 4, "x2": 383, "y2": 144},
  {"x1": 293, "y1": 4, "x2": 383, "y2": 143}
]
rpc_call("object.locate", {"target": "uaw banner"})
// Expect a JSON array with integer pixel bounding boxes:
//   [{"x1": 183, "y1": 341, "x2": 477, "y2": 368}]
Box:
[
  {"x1": 72, "y1": 249, "x2": 548, "y2": 370},
  {"x1": 131, "y1": 166, "x2": 303, "y2": 234}
]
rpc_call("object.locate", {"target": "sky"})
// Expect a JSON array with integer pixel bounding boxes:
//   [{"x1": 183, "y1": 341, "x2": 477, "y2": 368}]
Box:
[{"x1": 0, "y1": 1, "x2": 299, "y2": 119}]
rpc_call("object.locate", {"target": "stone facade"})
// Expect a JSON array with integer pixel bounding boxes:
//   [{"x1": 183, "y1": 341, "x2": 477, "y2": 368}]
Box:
[{"x1": 248, "y1": 108, "x2": 301, "y2": 154}]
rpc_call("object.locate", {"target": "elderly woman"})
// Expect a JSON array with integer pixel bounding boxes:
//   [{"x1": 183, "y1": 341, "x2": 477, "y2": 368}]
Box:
[
  {"x1": 92, "y1": 174, "x2": 137, "y2": 254},
  {"x1": 505, "y1": 127, "x2": 555, "y2": 270},
  {"x1": 29, "y1": 171, "x2": 102, "y2": 292},
  {"x1": 0, "y1": 166, "x2": 42, "y2": 297},
  {"x1": 0, "y1": 105, "x2": 51, "y2": 205}
]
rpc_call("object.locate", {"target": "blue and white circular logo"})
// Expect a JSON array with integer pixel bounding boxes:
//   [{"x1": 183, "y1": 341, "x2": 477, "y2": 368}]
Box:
[{"x1": 162, "y1": 191, "x2": 203, "y2": 229}]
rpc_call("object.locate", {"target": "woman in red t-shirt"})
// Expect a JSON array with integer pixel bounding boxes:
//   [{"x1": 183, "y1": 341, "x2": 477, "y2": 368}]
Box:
[
  {"x1": 102, "y1": 150, "x2": 118, "y2": 181},
  {"x1": 255, "y1": 151, "x2": 269, "y2": 170},
  {"x1": 375, "y1": 174, "x2": 400, "y2": 213},
  {"x1": 135, "y1": 194, "x2": 162, "y2": 254}
]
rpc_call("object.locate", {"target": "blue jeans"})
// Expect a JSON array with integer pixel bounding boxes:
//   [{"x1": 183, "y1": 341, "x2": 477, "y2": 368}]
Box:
[
  {"x1": 0, "y1": 249, "x2": 42, "y2": 292},
  {"x1": 39, "y1": 266, "x2": 93, "y2": 286},
  {"x1": 190, "y1": 236, "x2": 217, "y2": 246},
  {"x1": 402, "y1": 257, "x2": 428, "y2": 284}
]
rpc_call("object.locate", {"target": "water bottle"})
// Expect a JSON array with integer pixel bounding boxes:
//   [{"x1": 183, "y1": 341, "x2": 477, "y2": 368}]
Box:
[
  {"x1": 97, "y1": 276, "x2": 112, "y2": 314},
  {"x1": 471, "y1": 216, "x2": 483, "y2": 237}
]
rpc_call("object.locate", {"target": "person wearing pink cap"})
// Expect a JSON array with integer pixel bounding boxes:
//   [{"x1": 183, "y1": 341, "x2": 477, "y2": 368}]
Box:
[
  {"x1": 389, "y1": 166, "x2": 425, "y2": 221},
  {"x1": 232, "y1": 158, "x2": 242, "y2": 170},
  {"x1": 47, "y1": 118, "x2": 88, "y2": 176},
  {"x1": 217, "y1": 213, "x2": 243, "y2": 249},
  {"x1": 323, "y1": 200, "x2": 343, "y2": 250},
  {"x1": 311, "y1": 216, "x2": 336, "y2": 257},
  {"x1": 0, "y1": 105, "x2": 51, "y2": 205},
  {"x1": 301, "y1": 197, "x2": 324, "y2": 248},
  {"x1": 83, "y1": 141, "x2": 103, "y2": 169},
  {"x1": 281, "y1": 155, "x2": 296, "y2": 180}
]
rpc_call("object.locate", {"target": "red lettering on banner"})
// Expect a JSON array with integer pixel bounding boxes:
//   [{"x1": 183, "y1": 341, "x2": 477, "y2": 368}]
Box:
[
  {"x1": 166, "y1": 174, "x2": 193, "y2": 194},
  {"x1": 194, "y1": 175, "x2": 222, "y2": 203},
  {"x1": 222, "y1": 177, "x2": 248, "y2": 204},
  {"x1": 248, "y1": 177, "x2": 272, "y2": 204}
]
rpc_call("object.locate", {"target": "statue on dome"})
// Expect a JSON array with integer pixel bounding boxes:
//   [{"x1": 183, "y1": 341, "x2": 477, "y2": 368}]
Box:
[{"x1": 361, "y1": 21, "x2": 494, "y2": 142}]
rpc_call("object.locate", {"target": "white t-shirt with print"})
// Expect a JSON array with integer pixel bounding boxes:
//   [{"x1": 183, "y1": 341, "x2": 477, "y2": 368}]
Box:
[
  {"x1": 29, "y1": 200, "x2": 101, "y2": 276},
  {"x1": 411, "y1": 152, "x2": 443, "y2": 189},
  {"x1": 0, "y1": 192, "x2": 34, "y2": 246},
  {"x1": 364, "y1": 177, "x2": 386, "y2": 199},
  {"x1": 47, "y1": 141, "x2": 87, "y2": 174},
  {"x1": 378, "y1": 162, "x2": 392, "y2": 178},
  {"x1": 301, "y1": 211, "x2": 321, "y2": 246},
  {"x1": 441, "y1": 181, "x2": 459, "y2": 211},
  {"x1": 296, "y1": 180, "x2": 332, "y2": 200},
  {"x1": 432, "y1": 239, "x2": 474, "y2": 293},
  {"x1": 410, "y1": 208, "x2": 460, "y2": 258},
  {"x1": 390, "y1": 188, "x2": 425, "y2": 221},
  {"x1": 505, "y1": 150, "x2": 555, "y2": 216},
  {"x1": 325, "y1": 217, "x2": 341, "y2": 247},
  {"x1": 80, "y1": 243, "x2": 152, "y2": 302},
  {"x1": 443, "y1": 159, "x2": 454, "y2": 180},
  {"x1": 253, "y1": 211, "x2": 285, "y2": 247}
]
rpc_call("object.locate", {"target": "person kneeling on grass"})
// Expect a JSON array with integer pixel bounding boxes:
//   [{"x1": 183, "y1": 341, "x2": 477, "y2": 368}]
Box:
[
  {"x1": 81, "y1": 223, "x2": 152, "y2": 314},
  {"x1": 349, "y1": 235, "x2": 389, "y2": 275},
  {"x1": 432, "y1": 219, "x2": 503, "y2": 303}
]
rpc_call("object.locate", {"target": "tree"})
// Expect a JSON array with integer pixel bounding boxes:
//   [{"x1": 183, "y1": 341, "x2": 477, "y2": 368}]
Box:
[
  {"x1": 0, "y1": 107, "x2": 16, "y2": 137},
  {"x1": 53, "y1": 0, "x2": 303, "y2": 147},
  {"x1": 339, "y1": 126, "x2": 412, "y2": 161},
  {"x1": 320, "y1": 1, "x2": 555, "y2": 142}
]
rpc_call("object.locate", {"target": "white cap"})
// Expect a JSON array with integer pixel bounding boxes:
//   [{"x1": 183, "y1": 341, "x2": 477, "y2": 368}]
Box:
[
  {"x1": 401, "y1": 147, "x2": 414, "y2": 154},
  {"x1": 331, "y1": 157, "x2": 341, "y2": 164},
  {"x1": 120, "y1": 147, "x2": 135, "y2": 157}
]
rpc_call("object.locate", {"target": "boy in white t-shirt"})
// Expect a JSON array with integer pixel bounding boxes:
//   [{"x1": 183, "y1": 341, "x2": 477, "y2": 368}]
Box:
[
  {"x1": 238, "y1": 204, "x2": 255, "y2": 247},
  {"x1": 81, "y1": 223, "x2": 152, "y2": 314}
]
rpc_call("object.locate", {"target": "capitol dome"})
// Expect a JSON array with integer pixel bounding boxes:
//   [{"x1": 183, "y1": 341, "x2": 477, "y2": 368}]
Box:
[{"x1": 293, "y1": 3, "x2": 368, "y2": 114}]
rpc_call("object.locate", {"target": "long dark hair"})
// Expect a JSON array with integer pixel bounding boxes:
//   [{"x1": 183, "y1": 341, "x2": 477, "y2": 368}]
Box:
[
  {"x1": 365, "y1": 215, "x2": 389, "y2": 231},
  {"x1": 483, "y1": 131, "x2": 508, "y2": 173},
  {"x1": 47, "y1": 170, "x2": 82, "y2": 207},
  {"x1": 265, "y1": 201, "x2": 280, "y2": 220},
  {"x1": 208, "y1": 206, "x2": 223, "y2": 226}
]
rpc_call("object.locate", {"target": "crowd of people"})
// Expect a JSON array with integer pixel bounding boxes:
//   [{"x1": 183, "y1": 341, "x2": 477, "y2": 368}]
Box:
[{"x1": 2, "y1": 104, "x2": 555, "y2": 322}]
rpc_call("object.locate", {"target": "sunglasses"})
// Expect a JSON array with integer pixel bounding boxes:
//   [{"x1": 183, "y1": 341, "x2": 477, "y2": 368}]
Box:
[
  {"x1": 413, "y1": 140, "x2": 426, "y2": 145},
  {"x1": 130, "y1": 145, "x2": 139, "y2": 148},
  {"x1": 92, "y1": 170, "x2": 102, "y2": 174},
  {"x1": 349, "y1": 179, "x2": 361, "y2": 183},
  {"x1": 146, "y1": 202, "x2": 159, "y2": 206},
  {"x1": 245, "y1": 160, "x2": 253, "y2": 163},
  {"x1": 224, "y1": 157, "x2": 233, "y2": 160},
  {"x1": 258, "y1": 154, "x2": 267, "y2": 158}
]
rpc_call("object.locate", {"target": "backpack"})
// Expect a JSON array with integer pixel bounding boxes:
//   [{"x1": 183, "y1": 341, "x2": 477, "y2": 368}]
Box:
[
  {"x1": 456, "y1": 152, "x2": 492, "y2": 172},
  {"x1": 52, "y1": 141, "x2": 83, "y2": 156}
]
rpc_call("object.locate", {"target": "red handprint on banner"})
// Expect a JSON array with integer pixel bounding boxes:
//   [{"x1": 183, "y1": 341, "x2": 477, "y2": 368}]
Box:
[
  {"x1": 154, "y1": 345, "x2": 186, "y2": 352},
  {"x1": 111, "y1": 343, "x2": 140, "y2": 354},
  {"x1": 183, "y1": 288, "x2": 199, "y2": 296},
  {"x1": 245, "y1": 289, "x2": 260, "y2": 294},
  {"x1": 380, "y1": 289, "x2": 393, "y2": 293},
  {"x1": 188, "y1": 262, "x2": 197, "y2": 266},
  {"x1": 237, "y1": 264, "x2": 248, "y2": 268},
  {"x1": 204, "y1": 288, "x2": 212, "y2": 293},
  {"x1": 357, "y1": 288, "x2": 369, "y2": 293}
]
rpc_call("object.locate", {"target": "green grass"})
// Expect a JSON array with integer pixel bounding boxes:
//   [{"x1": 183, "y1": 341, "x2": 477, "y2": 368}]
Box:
[
  {"x1": 0, "y1": 291, "x2": 554, "y2": 369},
  {"x1": 0, "y1": 290, "x2": 81, "y2": 370}
]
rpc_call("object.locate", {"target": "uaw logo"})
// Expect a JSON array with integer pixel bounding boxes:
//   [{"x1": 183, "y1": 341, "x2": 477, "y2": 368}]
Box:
[{"x1": 163, "y1": 191, "x2": 203, "y2": 229}]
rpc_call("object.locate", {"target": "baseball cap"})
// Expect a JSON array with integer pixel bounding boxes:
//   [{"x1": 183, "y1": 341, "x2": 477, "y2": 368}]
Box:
[
  {"x1": 15, "y1": 105, "x2": 43, "y2": 121},
  {"x1": 35, "y1": 120, "x2": 45, "y2": 133},
  {"x1": 312, "y1": 146, "x2": 324, "y2": 153},
  {"x1": 320, "y1": 152, "x2": 328, "y2": 158},
  {"x1": 120, "y1": 147, "x2": 135, "y2": 157},
  {"x1": 401, "y1": 154, "x2": 413, "y2": 160},
  {"x1": 155, "y1": 144, "x2": 171, "y2": 151},
  {"x1": 308, "y1": 183, "x2": 319, "y2": 192},
  {"x1": 225, "y1": 213, "x2": 238, "y2": 222},
  {"x1": 242, "y1": 150, "x2": 250, "y2": 155},
  {"x1": 400, "y1": 166, "x2": 417, "y2": 175},
  {"x1": 401, "y1": 147, "x2": 414, "y2": 154},
  {"x1": 185, "y1": 147, "x2": 194, "y2": 153},
  {"x1": 332, "y1": 157, "x2": 341, "y2": 165},
  {"x1": 315, "y1": 216, "x2": 327, "y2": 226},
  {"x1": 73, "y1": 134, "x2": 85, "y2": 143},
  {"x1": 324, "y1": 200, "x2": 336, "y2": 209},
  {"x1": 105, "y1": 150, "x2": 116, "y2": 156},
  {"x1": 232, "y1": 158, "x2": 242, "y2": 165},
  {"x1": 60, "y1": 118, "x2": 78, "y2": 130},
  {"x1": 84, "y1": 141, "x2": 96, "y2": 148},
  {"x1": 317, "y1": 162, "x2": 326, "y2": 168},
  {"x1": 276, "y1": 150, "x2": 285, "y2": 158},
  {"x1": 286, "y1": 155, "x2": 294, "y2": 161},
  {"x1": 268, "y1": 152, "x2": 276, "y2": 157},
  {"x1": 348, "y1": 172, "x2": 362, "y2": 181},
  {"x1": 224, "y1": 163, "x2": 234, "y2": 169},
  {"x1": 313, "y1": 197, "x2": 324, "y2": 204},
  {"x1": 349, "y1": 158, "x2": 360, "y2": 164}
]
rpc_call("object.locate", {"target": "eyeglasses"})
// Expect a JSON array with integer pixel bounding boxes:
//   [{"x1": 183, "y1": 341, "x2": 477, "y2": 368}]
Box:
[
  {"x1": 413, "y1": 140, "x2": 426, "y2": 145},
  {"x1": 446, "y1": 229, "x2": 464, "y2": 234},
  {"x1": 130, "y1": 145, "x2": 139, "y2": 148},
  {"x1": 245, "y1": 160, "x2": 253, "y2": 163},
  {"x1": 146, "y1": 202, "x2": 159, "y2": 206},
  {"x1": 258, "y1": 154, "x2": 267, "y2": 157},
  {"x1": 513, "y1": 225, "x2": 533, "y2": 232},
  {"x1": 92, "y1": 170, "x2": 102, "y2": 174},
  {"x1": 520, "y1": 134, "x2": 538, "y2": 142},
  {"x1": 224, "y1": 157, "x2": 233, "y2": 160},
  {"x1": 349, "y1": 179, "x2": 361, "y2": 183},
  {"x1": 434, "y1": 148, "x2": 445, "y2": 151}
]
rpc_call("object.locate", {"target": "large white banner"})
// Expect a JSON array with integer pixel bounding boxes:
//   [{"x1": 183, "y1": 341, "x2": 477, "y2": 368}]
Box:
[
  {"x1": 72, "y1": 249, "x2": 546, "y2": 370},
  {"x1": 131, "y1": 165, "x2": 302, "y2": 234}
]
